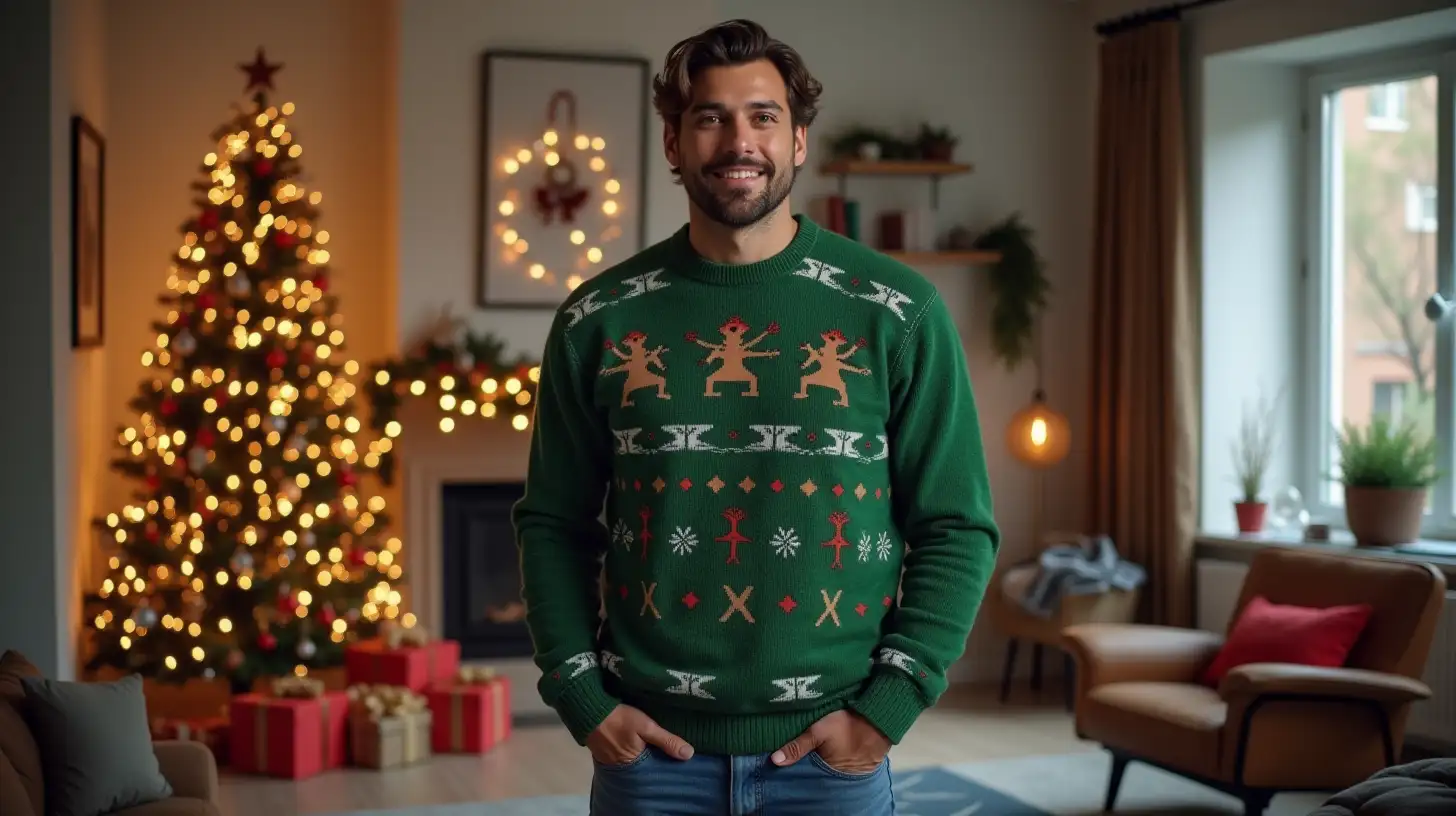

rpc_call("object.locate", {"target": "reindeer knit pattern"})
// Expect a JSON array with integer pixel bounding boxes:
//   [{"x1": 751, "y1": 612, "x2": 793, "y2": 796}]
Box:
[{"x1": 513, "y1": 215, "x2": 1000, "y2": 756}]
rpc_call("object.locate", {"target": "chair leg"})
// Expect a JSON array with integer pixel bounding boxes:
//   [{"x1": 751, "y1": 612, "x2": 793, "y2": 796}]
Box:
[
  {"x1": 1242, "y1": 791, "x2": 1273, "y2": 816},
  {"x1": 1031, "y1": 643, "x2": 1044, "y2": 692},
  {"x1": 1063, "y1": 651, "x2": 1074, "y2": 712},
  {"x1": 1103, "y1": 751, "x2": 1129, "y2": 813},
  {"x1": 1000, "y1": 638, "x2": 1019, "y2": 703}
]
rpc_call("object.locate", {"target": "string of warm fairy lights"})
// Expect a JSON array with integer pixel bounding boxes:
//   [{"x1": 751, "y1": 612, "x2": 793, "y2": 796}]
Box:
[{"x1": 85, "y1": 50, "x2": 407, "y2": 685}]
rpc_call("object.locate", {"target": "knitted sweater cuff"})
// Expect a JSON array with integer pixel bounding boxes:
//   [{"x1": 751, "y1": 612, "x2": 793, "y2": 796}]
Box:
[
  {"x1": 554, "y1": 676, "x2": 621, "y2": 746},
  {"x1": 848, "y1": 671, "x2": 928, "y2": 745}
]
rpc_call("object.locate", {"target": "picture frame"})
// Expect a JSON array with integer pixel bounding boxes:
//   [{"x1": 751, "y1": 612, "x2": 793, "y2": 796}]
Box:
[
  {"x1": 476, "y1": 49, "x2": 650, "y2": 309},
  {"x1": 71, "y1": 114, "x2": 105, "y2": 348}
]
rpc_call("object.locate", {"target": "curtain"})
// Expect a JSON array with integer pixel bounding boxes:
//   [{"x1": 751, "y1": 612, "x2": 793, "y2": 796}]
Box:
[{"x1": 1088, "y1": 20, "x2": 1200, "y2": 628}]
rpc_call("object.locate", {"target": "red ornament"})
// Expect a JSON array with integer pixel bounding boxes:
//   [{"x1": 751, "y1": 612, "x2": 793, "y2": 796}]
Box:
[
  {"x1": 198, "y1": 209, "x2": 219, "y2": 231},
  {"x1": 318, "y1": 605, "x2": 337, "y2": 627},
  {"x1": 160, "y1": 398, "x2": 177, "y2": 417},
  {"x1": 257, "y1": 632, "x2": 277, "y2": 650},
  {"x1": 145, "y1": 474, "x2": 160, "y2": 490},
  {"x1": 197, "y1": 428, "x2": 215, "y2": 447},
  {"x1": 273, "y1": 231, "x2": 296, "y2": 248},
  {"x1": 266, "y1": 348, "x2": 287, "y2": 370},
  {"x1": 197, "y1": 292, "x2": 216, "y2": 310},
  {"x1": 347, "y1": 548, "x2": 368, "y2": 566},
  {"x1": 338, "y1": 467, "x2": 357, "y2": 488},
  {"x1": 254, "y1": 159, "x2": 274, "y2": 177},
  {"x1": 312, "y1": 273, "x2": 329, "y2": 292},
  {"x1": 277, "y1": 592, "x2": 299, "y2": 615}
]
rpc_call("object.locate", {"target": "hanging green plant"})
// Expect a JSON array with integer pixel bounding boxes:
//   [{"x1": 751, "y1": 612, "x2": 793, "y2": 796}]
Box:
[{"x1": 973, "y1": 212, "x2": 1051, "y2": 370}]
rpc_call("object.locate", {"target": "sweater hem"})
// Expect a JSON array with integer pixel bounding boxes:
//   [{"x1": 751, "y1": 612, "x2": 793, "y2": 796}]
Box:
[{"x1": 620, "y1": 689, "x2": 851, "y2": 757}]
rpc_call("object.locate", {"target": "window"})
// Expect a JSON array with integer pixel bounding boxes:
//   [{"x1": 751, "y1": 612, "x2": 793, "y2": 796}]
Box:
[
  {"x1": 1407, "y1": 181, "x2": 1438, "y2": 232},
  {"x1": 1306, "y1": 51, "x2": 1449, "y2": 533},
  {"x1": 1366, "y1": 82, "x2": 1409, "y2": 130}
]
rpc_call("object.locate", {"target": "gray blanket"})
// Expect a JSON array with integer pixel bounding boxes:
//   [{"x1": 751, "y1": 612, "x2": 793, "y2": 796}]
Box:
[
  {"x1": 1018, "y1": 534, "x2": 1146, "y2": 618},
  {"x1": 1308, "y1": 758, "x2": 1456, "y2": 815}
]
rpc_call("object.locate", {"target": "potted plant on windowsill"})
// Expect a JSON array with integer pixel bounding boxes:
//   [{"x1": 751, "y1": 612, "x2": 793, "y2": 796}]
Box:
[
  {"x1": 1335, "y1": 416, "x2": 1439, "y2": 547},
  {"x1": 1231, "y1": 391, "x2": 1280, "y2": 533}
]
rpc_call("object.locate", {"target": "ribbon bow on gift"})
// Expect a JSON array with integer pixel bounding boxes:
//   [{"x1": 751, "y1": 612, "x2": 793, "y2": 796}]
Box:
[
  {"x1": 457, "y1": 666, "x2": 499, "y2": 685},
  {"x1": 271, "y1": 676, "x2": 326, "y2": 699},
  {"x1": 346, "y1": 683, "x2": 428, "y2": 721},
  {"x1": 383, "y1": 623, "x2": 431, "y2": 650}
]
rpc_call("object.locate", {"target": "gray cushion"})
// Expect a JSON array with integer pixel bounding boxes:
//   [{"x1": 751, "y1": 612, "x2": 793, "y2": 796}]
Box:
[{"x1": 20, "y1": 673, "x2": 173, "y2": 816}]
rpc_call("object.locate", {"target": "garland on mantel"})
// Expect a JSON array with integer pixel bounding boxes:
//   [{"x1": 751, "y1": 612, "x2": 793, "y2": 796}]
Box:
[{"x1": 364, "y1": 310, "x2": 540, "y2": 485}]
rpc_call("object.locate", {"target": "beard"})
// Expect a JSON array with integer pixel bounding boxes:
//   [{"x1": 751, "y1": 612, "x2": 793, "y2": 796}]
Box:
[{"x1": 682, "y1": 154, "x2": 797, "y2": 228}]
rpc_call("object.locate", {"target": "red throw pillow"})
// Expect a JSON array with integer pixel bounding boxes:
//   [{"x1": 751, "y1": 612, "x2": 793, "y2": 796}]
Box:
[{"x1": 1200, "y1": 595, "x2": 1374, "y2": 687}]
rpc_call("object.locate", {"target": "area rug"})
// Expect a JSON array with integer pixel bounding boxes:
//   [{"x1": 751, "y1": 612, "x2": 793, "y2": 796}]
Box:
[
  {"x1": 320, "y1": 765, "x2": 1048, "y2": 815},
  {"x1": 318, "y1": 752, "x2": 1333, "y2": 815}
]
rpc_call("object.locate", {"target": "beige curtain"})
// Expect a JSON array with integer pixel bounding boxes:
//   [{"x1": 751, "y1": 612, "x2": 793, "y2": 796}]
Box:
[{"x1": 1088, "y1": 20, "x2": 1200, "y2": 628}]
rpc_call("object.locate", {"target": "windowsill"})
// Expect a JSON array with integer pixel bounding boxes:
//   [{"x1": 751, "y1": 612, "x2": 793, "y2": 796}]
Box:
[{"x1": 1195, "y1": 528, "x2": 1456, "y2": 579}]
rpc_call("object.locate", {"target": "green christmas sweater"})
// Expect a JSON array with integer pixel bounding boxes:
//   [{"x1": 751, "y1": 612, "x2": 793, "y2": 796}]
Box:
[{"x1": 512, "y1": 215, "x2": 1000, "y2": 756}]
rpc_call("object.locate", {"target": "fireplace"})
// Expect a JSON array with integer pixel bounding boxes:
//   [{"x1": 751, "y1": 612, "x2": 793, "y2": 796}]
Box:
[{"x1": 440, "y1": 481, "x2": 534, "y2": 659}]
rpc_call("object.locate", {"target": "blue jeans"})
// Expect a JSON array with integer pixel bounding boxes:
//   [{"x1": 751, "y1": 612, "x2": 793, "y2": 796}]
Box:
[{"x1": 589, "y1": 745, "x2": 895, "y2": 815}]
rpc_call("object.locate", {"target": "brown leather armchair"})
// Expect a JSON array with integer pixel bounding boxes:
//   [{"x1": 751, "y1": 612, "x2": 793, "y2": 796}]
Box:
[{"x1": 1062, "y1": 546, "x2": 1446, "y2": 816}]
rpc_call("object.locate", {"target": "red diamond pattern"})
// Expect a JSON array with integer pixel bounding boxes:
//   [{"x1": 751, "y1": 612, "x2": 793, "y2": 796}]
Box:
[
  {"x1": 620, "y1": 585, "x2": 629, "y2": 600},
  {"x1": 683, "y1": 592, "x2": 699, "y2": 609},
  {"x1": 883, "y1": 595, "x2": 893, "y2": 607},
  {"x1": 855, "y1": 602, "x2": 868, "y2": 616},
  {"x1": 771, "y1": 479, "x2": 784, "y2": 493},
  {"x1": 779, "y1": 595, "x2": 797, "y2": 614},
  {"x1": 679, "y1": 477, "x2": 693, "y2": 491},
  {"x1": 633, "y1": 479, "x2": 641, "y2": 491},
  {"x1": 832, "y1": 484, "x2": 844, "y2": 498},
  {"x1": 875, "y1": 488, "x2": 883, "y2": 499}
]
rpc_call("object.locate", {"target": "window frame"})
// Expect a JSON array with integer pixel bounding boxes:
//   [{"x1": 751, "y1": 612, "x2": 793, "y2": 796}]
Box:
[{"x1": 1302, "y1": 43, "x2": 1456, "y2": 538}]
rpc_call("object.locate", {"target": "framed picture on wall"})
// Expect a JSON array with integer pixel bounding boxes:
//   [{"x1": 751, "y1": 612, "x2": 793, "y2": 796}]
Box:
[
  {"x1": 477, "y1": 49, "x2": 650, "y2": 309},
  {"x1": 71, "y1": 114, "x2": 105, "y2": 348}
]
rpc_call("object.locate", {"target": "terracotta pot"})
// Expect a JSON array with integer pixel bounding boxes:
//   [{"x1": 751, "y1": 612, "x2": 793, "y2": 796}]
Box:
[
  {"x1": 1344, "y1": 485, "x2": 1426, "y2": 547},
  {"x1": 1234, "y1": 501, "x2": 1267, "y2": 533},
  {"x1": 921, "y1": 141, "x2": 955, "y2": 162}
]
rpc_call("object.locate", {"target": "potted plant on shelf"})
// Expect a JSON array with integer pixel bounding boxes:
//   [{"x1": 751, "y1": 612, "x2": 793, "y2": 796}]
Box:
[
  {"x1": 916, "y1": 123, "x2": 958, "y2": 162},
  {"x1": 1231, "y1": 391, "x2": 1281, "y2": 533},
  {"x1": 1335, "y1": 415, "x2": 1439, "y2": 547}
]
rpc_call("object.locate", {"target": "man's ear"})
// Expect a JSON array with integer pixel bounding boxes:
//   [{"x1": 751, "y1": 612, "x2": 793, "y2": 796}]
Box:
[
  {"x1": 663, "y1": 121, "x2": 680, "y2": 173},
  {"x1": 793, "y1": 124, "x2": 808, "y2": 170}
]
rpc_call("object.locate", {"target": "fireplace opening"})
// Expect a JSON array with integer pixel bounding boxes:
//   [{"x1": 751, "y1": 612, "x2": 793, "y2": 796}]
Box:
[{"x1": 441, "y1": 481, "x2": 534, "y2": 660}]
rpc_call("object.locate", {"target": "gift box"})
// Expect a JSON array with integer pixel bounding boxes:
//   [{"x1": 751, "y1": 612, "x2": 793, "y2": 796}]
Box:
[
  {"x1": 346, "y1": 683, "x2": 432, "y2": 769},
  {"x1": 426, "y1": 667, "x2": 511, "y2": 753},
  {"x1": 150, "y1": 714, "x2": 230, "y2": 766},
  {"x1": 229, "y1": 677, "x2": 347, "y2": 779},
  {"x1": 345, "y1": 629, "x2": 460, "y2": 692}
]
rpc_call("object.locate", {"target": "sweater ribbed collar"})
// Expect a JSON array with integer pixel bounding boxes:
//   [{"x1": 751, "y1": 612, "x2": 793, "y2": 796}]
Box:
[{"x1": 667, "y1": 214, "x2": 820, "y2": 286}]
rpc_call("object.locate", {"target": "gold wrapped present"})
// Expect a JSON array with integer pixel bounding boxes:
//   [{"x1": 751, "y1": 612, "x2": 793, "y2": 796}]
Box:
[{"x1": 346, "y1": 683, "x2": 432, "y2": 769}]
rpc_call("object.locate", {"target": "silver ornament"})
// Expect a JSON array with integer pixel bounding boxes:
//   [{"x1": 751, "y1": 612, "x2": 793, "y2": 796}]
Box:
[
  {"x1": 188, "y1": 446, "x2": 208, "y2": 474},
  {"x1": 296, "y1": 638, "x2": 317, "y2": 660},
  {"x1": 173, "y1": 330, "x2": 197, "y2": 356},
  {"x1": 133, "y1": 606, "x2": 158, "y2": 629},
  {"x1": 271, "y1": 416, "x2": 288, "y2": 433},
  {"x1": 228, "y1": 274, "x2": 251, "y2": 297},
  {"x1": 301, "y1": 530, "x2": 317, "y2": 548},
  {"x1": 203, "y1": 668, "x2": 216, "y2": 679},
  {"x1": 230, "y1": 550, "x2": 254, "y2": 574}
]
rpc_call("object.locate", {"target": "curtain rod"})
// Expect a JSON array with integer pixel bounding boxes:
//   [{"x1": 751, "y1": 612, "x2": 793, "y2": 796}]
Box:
[{"x1": 1094, "y1": 0, "x2": 1233, "y2": 37}]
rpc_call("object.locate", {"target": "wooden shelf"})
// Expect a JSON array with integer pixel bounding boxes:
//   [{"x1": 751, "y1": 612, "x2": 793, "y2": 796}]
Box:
[
  {"x1": 820, "y1": 158, "x2": 974, "y2": 177},
  {"x1": 884, "y1": 250, "x2": 1000, "y2": 265}
]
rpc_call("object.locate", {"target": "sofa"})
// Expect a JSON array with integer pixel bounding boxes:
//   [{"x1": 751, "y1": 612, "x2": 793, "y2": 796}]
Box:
[{"x1": 1, "y1": 650, "x2": 221, "y2": 816}]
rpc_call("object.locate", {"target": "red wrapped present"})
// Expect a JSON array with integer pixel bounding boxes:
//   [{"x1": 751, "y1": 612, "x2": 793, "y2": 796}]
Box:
[
  {"x1": 345, "y1": 631, "x2": 460, "y2": 692},
  {"x1": 228, "y1": 677, "x2": 347, "y2": 778},
  {"x1": 150, "y1": 714, "x2": 230, "y2": 766},
  {"x1": 425, "y1": 667, "x2": 511, "y2": 753}
]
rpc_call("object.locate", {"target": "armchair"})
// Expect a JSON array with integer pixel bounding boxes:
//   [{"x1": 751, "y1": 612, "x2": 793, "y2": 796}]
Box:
[{"x1": 1062, "y1": 546, "x2": 1446, "y2": 816}]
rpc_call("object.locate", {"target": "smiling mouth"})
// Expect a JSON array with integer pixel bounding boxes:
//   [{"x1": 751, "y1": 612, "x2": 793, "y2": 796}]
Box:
[{"x1": 711, "y1": 167, "x2": 766, "y2": 180}]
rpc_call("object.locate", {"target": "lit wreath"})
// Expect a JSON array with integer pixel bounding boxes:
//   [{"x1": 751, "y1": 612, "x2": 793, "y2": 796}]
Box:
[{"x1": 493, "y1": 90, "x2": 625, "y2": 292}]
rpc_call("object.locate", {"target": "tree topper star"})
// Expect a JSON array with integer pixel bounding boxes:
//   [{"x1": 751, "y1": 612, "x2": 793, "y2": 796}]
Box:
[{"x1": 240, "y1": 47, "x2": 283, "y2": 93}]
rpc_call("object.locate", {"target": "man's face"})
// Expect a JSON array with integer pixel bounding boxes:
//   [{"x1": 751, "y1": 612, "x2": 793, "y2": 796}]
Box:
[{"x1": 665, "y1": 59, "x2": 807, "y2": 228}]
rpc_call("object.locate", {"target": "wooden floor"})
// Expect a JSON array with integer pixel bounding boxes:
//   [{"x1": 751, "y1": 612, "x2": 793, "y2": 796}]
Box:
[{"x1": 216, "y1": 683, "x2": 1095, "y2": 814}]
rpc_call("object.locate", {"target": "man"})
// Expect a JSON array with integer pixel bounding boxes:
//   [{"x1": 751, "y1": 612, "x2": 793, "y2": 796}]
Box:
[{"x1": 513, "y1": 18, "x2": 999, "y2": 815}]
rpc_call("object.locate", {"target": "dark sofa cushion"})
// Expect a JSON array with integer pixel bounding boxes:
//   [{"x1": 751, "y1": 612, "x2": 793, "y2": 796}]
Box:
[
  {"x1": 22, "y1": 673, "x2": 173, "y2": 816},
  {"x1": 1309, "y1": 757, "x2": 1456, "y2": 815}
]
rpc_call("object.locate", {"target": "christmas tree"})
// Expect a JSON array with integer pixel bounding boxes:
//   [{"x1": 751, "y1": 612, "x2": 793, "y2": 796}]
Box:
[{"x1": 85, "y1": 48, "x2": 405, "y2": 689}]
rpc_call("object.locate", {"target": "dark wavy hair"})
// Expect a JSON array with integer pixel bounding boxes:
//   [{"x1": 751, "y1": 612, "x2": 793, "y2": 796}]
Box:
[{"x1": 652, "y1": 19, "x2": 824, "y2": 136}]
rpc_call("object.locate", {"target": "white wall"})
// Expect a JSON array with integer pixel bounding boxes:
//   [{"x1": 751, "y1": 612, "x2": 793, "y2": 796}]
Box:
[
  {"x1": 0, "y1": 0, "x2": 106, "y2": 679},
  {"x1": 397, "y1": 0, "x2": 1097, "y2": 682},
  {"x1": 1199, "y1": 58, "x2": 1303, "y2": 532}
]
